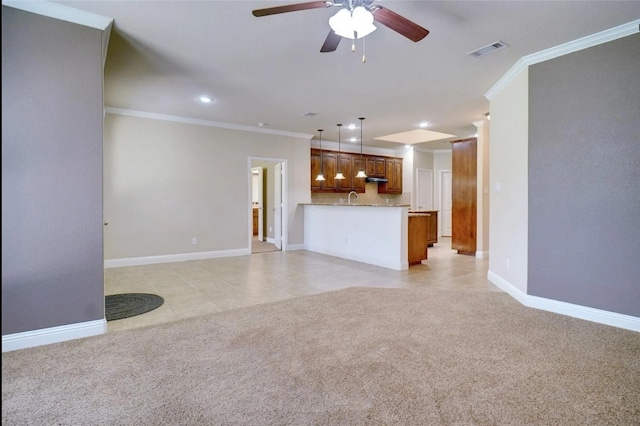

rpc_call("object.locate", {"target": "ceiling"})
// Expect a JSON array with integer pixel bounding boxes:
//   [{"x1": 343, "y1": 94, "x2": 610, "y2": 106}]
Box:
[{"x1": 53, "y1": 1, "x2": 640, "y2": 151}]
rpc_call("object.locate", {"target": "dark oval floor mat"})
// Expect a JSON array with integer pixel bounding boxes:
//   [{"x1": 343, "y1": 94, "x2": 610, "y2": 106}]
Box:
[{"x1": 105, "y1": 293, "x2": 164, "y2": 321}]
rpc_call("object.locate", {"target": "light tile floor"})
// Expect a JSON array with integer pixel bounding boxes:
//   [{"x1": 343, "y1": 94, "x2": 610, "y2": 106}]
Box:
[{"x1": 105, "y1": 237, "x2": 501, "y2": 332}]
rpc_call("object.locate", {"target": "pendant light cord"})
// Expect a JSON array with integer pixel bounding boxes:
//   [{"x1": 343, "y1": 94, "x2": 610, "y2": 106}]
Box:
[
  {"x1": 337, "y1": 123, "x2": 342, "y2": 173},
  {"x1": 319, "y1": 129, "x2": 323, "y2": 176}
]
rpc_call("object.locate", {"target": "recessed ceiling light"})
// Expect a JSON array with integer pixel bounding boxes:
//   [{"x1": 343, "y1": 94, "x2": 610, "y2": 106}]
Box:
[
  {"x1": 418, "y1": 121, "x2": 429, "y2": 128},
  {"x1": 199, "y1": 96, "x2": 213, "y2": 103},
  {"x1": 347, "y1": 124, "x2": 357, "y2": 130},
  {"x1": 350, "y1": 137, "x2": 357, "y2": 142},
  {"x1": 258, "y1": 122, "x2": 269, "y2": 127}
]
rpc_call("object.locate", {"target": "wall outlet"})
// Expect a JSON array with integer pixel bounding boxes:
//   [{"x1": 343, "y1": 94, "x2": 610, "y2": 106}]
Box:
[
  {"x1": 269, "y1": 227, "x2": 273, "y2": 233},
  {"x1": 192, "y1": 237, "x2": 197, "y2": 245},
  {"x1": 506, "y1": 258, "x2": 510, "y2": 270}
]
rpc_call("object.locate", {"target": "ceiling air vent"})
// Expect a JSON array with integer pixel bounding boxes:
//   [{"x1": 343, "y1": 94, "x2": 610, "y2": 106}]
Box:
[
  {"x1": 467, "y1": 41, "x2": 509, "y2": 58},
  {"x1": 302, "y1": 112, "x2": 319, "y2": 117}
]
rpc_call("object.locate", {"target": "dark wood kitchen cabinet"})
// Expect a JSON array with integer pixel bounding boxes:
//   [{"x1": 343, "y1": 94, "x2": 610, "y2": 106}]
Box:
[
  {"x1": 311, "y1": 149, "x2": 402, "y2": 194},
  {"x1": 365, "y1": 156, "x2": 386, "y2": 177},
  {"x1": 352, "y1": 156, "x2": 366, "y2": 192},
  {"x1": 450, "y1": 138, "x2": 477, "y2": 255},
  {"x1": 379, "y1": 158, "x2": 403, "y2": 194},
  {"x1": 426, "y1": 210, "x2": 438, "y2": 246},
  {"x1": 335, "y1": 153, "x2": 353, "y2": 192},
  {"x1": 408, "y1": 214, "x2": 429, "y2": 265},
  {"x1": 311, "y1": 149, "x2": 337, "y2": 192}
]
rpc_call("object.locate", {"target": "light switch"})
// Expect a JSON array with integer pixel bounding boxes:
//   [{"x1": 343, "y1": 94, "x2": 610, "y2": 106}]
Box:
[{"x1": 493, "y1": 182, "x2": 501, "y2": 193}]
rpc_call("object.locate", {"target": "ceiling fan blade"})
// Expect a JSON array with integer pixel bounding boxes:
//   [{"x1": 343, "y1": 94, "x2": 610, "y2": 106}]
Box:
[
  {"x1": 372, "y1": 6, "x2": 429, "y2": 42},
  {"x1": 252, "y1": 1, "x2": 330, "y2": 17},
  {"x1": 320, "y1": 30, "x2": 341, "y2": 52}
]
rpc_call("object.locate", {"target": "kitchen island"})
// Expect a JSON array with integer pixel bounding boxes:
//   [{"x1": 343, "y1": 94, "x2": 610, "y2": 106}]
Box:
[{"x1": 302, "y1": 203, "x2": 409, "y2": 271}]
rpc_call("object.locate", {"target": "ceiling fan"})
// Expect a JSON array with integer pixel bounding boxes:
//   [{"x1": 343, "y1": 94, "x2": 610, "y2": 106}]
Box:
[{"x1": 252, "y1": 0, "x2": 429, "y2": 53}]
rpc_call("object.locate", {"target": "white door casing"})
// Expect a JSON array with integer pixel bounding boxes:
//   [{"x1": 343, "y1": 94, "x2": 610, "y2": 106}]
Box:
[
  {"x1": 274, "y1": 162, "x2": 283, "y2": 250},
  {"x1": 440, "y1": 170, "x2": 452, "y2": 237},
  {"x1": 256, "y1": 167, "x2": 264, "y2": 241}
]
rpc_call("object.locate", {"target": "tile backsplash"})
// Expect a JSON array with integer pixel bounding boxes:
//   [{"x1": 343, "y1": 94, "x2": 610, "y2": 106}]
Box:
[{"x1": 311, "y1": 183, "x2": 411, "y2": 206}]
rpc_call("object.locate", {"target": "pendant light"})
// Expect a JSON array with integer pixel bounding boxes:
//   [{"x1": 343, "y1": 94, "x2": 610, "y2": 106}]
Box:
[
  {"x1": 335, "y1": 123, "x2": 345, "y2": 180},
  {"x1": 355, "y1": 117, "x2": 367, "y2": 178},
  {"x1": 315, "y1": 129, "x2": 326, "y2": 181}
]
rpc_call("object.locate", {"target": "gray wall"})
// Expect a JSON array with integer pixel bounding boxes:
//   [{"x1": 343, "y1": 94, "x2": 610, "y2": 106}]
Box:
[
  {"x1": 528, "y1": 34, "x2": 640, "y2": 317},
  {"x1": 2, "y1": 7, "x2": 105, "y2": 334}
]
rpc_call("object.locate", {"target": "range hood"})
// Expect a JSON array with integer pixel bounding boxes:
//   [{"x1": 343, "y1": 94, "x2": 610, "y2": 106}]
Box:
[{"x1": 366, "y1": 177, "x2": 389, "y2": 183}]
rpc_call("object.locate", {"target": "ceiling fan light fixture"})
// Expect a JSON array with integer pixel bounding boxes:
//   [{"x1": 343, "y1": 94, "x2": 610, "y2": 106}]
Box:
[
  {"x1": 352, "y1": 6, "x2": 376, "y2": 39},
  {"x1": 329, "y1": 6, "x2": 376, "y2": 40}
]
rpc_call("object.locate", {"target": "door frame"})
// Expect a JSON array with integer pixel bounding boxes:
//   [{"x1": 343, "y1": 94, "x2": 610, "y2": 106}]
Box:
[
  {"x1": 251, "y1": 166, "x2": 264, "y2": 241},
  {"x1": 248, "y1": 157, "x2": 287, "y2": 252},
  {"x1": 439, "y1": 169, "x2": 452, "y2": 237}
]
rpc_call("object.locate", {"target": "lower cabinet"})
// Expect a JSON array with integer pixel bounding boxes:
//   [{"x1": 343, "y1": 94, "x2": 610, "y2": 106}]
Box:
[
  {"x1": 426, "y1": 211, "x2": 438, "y2": 246},
  {"x1": 408, "y1": 214, "x2": 429, "y2": 265}
]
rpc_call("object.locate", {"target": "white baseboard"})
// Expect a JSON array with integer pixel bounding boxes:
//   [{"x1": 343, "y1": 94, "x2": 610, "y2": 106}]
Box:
[
  {"x1": 488, "y1": 270, "x2": 640, "y2": 332},
  {"x1": 284, "y1": 243, "x2": 304, "y2": 251},
  {"x1": 2, "y1": 319, "x2": 106, "y2": 352},
  {"x1": 104, "y1": 248, "x2": 250, "y2": 268},
  {"x1": 475, "y1": 251, "x2": 489, "y2": 259}
]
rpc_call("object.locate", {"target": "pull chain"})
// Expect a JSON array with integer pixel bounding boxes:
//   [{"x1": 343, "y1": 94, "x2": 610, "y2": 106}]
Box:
[{"x1": 362, "y1": 36, "x2": 366, "y2": 63}]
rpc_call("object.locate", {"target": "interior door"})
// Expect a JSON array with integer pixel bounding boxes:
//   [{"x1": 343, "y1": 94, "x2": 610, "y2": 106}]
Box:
[
  {"x1": 441, "y1": 170, "x2": 453, "y2": 237},
  {"x1": 256, "y1": 167, "x2": 264, "y2": 241},
  {"x1": 416, "y1": 168, "x2": 433, "y2": 210},
  {"x1": 274, "y1": 163, "x2": 283, "y2": 250}
]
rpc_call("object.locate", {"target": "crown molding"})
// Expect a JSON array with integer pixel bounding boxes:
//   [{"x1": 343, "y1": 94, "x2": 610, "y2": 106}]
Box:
[
  {"x1": 486, "y1": 19, "x2": 640, "y2": 100},
  {"x1": 104, "y1": 107, "x2": 313, "y2": 140},
  {"x1": 2, "y1": 0, "x2": 113, "y2": 30}
]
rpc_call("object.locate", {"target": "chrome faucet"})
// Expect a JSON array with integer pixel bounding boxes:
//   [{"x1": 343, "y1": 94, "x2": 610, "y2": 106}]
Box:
[{"x1": 348, "y1": 191, "x2": 358, "y2": 205}]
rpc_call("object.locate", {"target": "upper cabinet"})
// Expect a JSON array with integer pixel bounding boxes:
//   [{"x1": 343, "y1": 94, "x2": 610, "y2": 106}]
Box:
[
  {"x1": 378, "y1": 158, "x2": 403, "y2": 194},
  {"x1": 311, "y1": 149, "x2": 337, "y2": 191},
  {"x1": 311, "y1": 149, "x2": 402, "y2": 194},
  {"x1": 365, "y1": 157, "x2": 386, "y2": 178}
]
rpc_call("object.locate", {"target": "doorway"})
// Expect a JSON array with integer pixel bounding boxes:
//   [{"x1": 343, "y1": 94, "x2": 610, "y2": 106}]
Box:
[
  {"x1": 249, "y1": 158, "x2": 286, "y2": 254},
  {"x1": 440, "y1": 170, "x2": 452, "y2": 237}
]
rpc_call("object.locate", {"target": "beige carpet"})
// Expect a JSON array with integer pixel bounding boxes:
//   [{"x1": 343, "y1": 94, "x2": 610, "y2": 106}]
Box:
[{"x1": 2, "y1": 287, "x2": 639, "y2": 425}]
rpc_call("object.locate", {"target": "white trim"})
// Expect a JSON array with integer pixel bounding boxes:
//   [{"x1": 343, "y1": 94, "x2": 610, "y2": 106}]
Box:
[
  {"x1": 2, "y1": 319, "x2": 106, "y2": 353},
  {"x1": 475, "y1": 251, "x2": 489, "y2": 259},
  {"x1": 104, "y1": 249, "x2": 250, "y2": 268},
  {"x1": 312, "y1": 140, "x2": 400, "y2": 157},
  {"x1": 2, "y1": 0, "x2": 113, "y2": 30},
  {"x1": 486, "y1": 20, "x2": 640, "y2": 100},
  {"x1": 105, "y1": 107, "x2": 313, "y2": 139},
  {"x1": 285, "y1": 243, "x2": 305, "y2": 251},
  {"x1": 488, "y1": 270, "x2": 640, "y2": 333}
]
